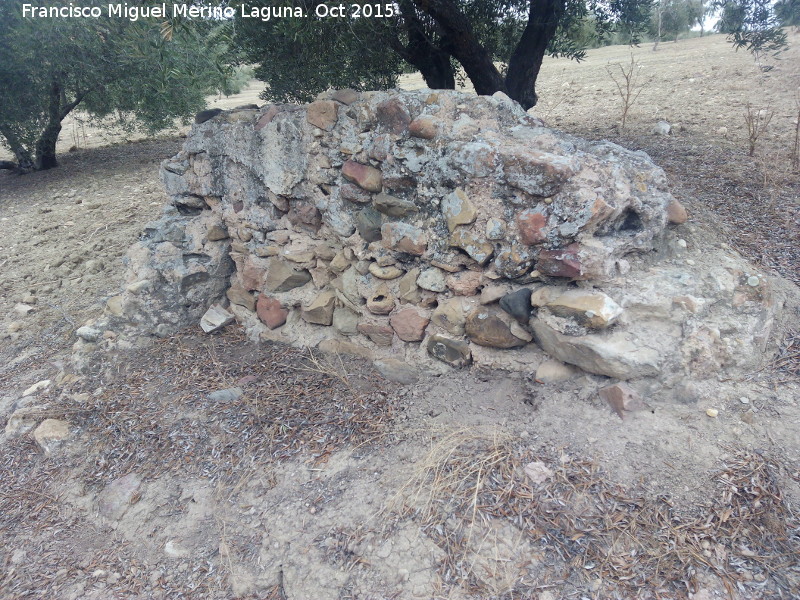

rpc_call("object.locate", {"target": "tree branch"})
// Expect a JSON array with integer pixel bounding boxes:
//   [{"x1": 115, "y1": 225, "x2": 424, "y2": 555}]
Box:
[
  {"x1": 412, "y1": 0, "x2": 504, "y2": 95},
  {"x1": 60, "y1": 90, "x2": 89, "y2": 121}
]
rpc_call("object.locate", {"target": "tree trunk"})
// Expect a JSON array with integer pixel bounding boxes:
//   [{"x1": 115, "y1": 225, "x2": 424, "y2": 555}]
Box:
[
  {"x1": 34, "y1": 79, "x2": 65, "y2": 170},
  {"x1": 413, "y1": 0, "x2": 505, "y2": 96},
  {"x1": 699, "y1": 0, "x2": 705, "y2": 36},
  {"x1": 653, "y1": 0, "x2": 663, "y2": 51},
  {"x1": 34, "y1": 121, "x2": 62, "y2": 170},
  {"x1": 505, "y1": 0, "x2": 564, "y2": 109},
  {"x1": 392, "y1": 1, "x2": 456, "y2": 89},
  {"x1": 0, "y1": 126, "x2": 35, "y2": 172},
  {"x1": 417, "y1": 51, "x2": 456, "y2": 89}
]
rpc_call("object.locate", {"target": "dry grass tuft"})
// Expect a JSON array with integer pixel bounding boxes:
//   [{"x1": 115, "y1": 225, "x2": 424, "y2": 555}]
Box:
[{"x1": 387, "y1": 428, "x2": 800, "y2": 598}]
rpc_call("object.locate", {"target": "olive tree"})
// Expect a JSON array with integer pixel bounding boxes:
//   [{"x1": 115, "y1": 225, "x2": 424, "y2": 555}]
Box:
[
  {"x1": 232, "y1": 0, "x2": 654, "y2": 110},
  {"x1": 0, "y1": 0, "x2": 236, "y2": 172}
]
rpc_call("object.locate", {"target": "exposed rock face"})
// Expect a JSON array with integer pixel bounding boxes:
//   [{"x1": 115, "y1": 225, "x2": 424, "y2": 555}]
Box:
[{"x1": 110, "y1": 89, "x2": 783, "y2": 394}]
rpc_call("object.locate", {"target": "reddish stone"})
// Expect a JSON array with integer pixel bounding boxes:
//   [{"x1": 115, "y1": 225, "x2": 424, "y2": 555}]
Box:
[
  {"x1": 446, "y1": 270, "x2": 482, "y2": 296},
  {"x1": 342, "y1": 160, "x2": 382, "y2": 193},
  {"x1": 598, "y1": 383, "x2": 648, "y2": 420},
  {"x1": 383, "y1": 175, "x2": 417, "y2": 191},
  {"x1": 517, "y1": 210, "x2": 549, "y2": 245},
  {"x1": 306, "y1": 100, "x2": 339, "y2": 131},
  {"x1": 666, "y1": 198, "x2": 688, "y2": 224},
  {"x1": 357, "y1": 322, "x2": 395, "y2": 346},
  {"x1": 255, "y1": 105, "x2": 281, "y2": 131},
  {"x1": 587, "y1": 196, "x2": 616, "y2": 227},
  {"x1": 537, "y1": 243, "x2": 583, "y2": 279},
  {"x1": 239, "y1": 256, "x2": 269, "y2": 291},
  {"x1": 287, "y1": 202, "x2": 322, "y2": 232},
  {"x1": 381, "y1": 222, "x2": 427, "y2": 256},
  {"x1": 409, "y1": 116, "x2": 438, "y2": 139},
  {"x1": 389, "y1": 308, "x2": 430, "y2": 342},
  {"x1": 376, "y1": 98, "x2": 411, "y2": 135},
  {"x1": 502, "y1": 149, "x2": 574, "y2": 196},
  {"x1": 340, "y1": 183, "x2": 371, "y2": 204},
  {"x1": 256, "y1": 295, "x2": 289, "y2": 330}
]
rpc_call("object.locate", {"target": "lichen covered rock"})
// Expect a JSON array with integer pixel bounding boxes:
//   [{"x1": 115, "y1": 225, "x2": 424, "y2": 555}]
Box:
[{"x1": 110, "y1": 89, "x2": 783, "y2": 392}]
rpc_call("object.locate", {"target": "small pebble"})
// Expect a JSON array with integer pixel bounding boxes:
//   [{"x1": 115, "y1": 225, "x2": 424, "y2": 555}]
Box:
[
  {"x1": 677, "y1": 239, "x2": 687, "y2": 248},
  {"x1": 706, "y1": 408, "x2": 719, "y2": 418},
  {"x1": 747, "y1": 276, "x2": 759, "y2": 287},
  {"x1": 739, "y1": 397, "x2": 750, "y2": 405}
]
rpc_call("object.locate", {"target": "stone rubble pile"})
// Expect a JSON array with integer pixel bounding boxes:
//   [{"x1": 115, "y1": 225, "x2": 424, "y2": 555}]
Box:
[{"x1": 84, "y1": 89, "x2": 782, "y2": 399}]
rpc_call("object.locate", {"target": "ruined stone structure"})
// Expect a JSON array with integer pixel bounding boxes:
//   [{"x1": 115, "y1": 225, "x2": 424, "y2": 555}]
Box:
[{"x1": 103, "y1": 89, "x2": 781, "y2": 400}]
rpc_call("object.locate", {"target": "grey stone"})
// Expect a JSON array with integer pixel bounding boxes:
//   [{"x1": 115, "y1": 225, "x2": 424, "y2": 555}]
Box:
[
  {"x1": 441, "y1": 188, "x2": 477, "y2": 232},
  {"x1": 651, "y1": 121, "x2": 671, "y2": 135},
  {"x1": 200, "y1": 304, "x2": 234, "y2": 333},
  {"x1": 426, "y1": 335, "x2": 472, "y2": 368},
  {"x1": 373, "y1": 193, "x2": 417, "y2": 218},
  {"x1": 333, "y1": 307, "x2": 359, "y2": 336},
  {"x1": 416, "y1": 267, "x2": 447, "y2": 292},
  {"x1": 499, "y1": 288, "x2": 532, "y2": 323},
  {"x1": 374, "y1": 359, "x2": 419, "y2": 384},
  {"x1": 99, "y1": 473, "x2": 142, "y2": 520},
  {"x1": 449, "y1": 229, "x2": 493, "y2": 265},
  {"x1": 531, "y1": 320, "x2": 661, "y2": 380},
  {"x1": 264, "y1": 259, "x2": 312, "y2": 293},
  {"x1": 207, "y1": 387, "x2": 244, "y2": 403},
  {"x1": 485, "y1": 217, "x2": 506, "y2": 240},
  {"x1": 356, "y1": 207, "x2": 383, "y2": 242},
  {"x1": 76, "y1": 325, "x2": 102, "y2": 342}
]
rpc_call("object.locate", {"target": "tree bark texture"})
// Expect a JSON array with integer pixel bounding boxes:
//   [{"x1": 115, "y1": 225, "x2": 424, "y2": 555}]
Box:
[{"x1": 403, "y1": 0, "x2": 565, "y2": 109}]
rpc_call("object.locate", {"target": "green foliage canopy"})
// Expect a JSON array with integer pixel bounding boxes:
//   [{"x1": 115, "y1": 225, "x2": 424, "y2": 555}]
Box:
[
  {"x1": 712, "y1": 0, "x2": 788, "y2": 54},
  {"x1": 0, "y1": 0, "x2": 236, "y2": 171},
  {"x1": 651, "y1": 0, "x2": 704, "y2": 42},
  {"x1": 231, "y1": 0, "x2": 655, "y2": 109},
  {"x1": 775, "y1": 0, "x2": 800, "y2": 26}
]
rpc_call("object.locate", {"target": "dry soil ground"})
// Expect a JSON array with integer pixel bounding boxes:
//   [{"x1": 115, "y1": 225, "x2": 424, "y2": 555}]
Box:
[{"x1": 1, "y1": 33, "x2": 799, "y2": 600}]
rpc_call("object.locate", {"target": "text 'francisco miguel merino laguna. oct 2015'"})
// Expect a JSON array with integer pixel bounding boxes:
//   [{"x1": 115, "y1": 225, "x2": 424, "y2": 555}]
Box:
[{"x1": 22, "y1": 2, "x2": 398, "y2": 21}]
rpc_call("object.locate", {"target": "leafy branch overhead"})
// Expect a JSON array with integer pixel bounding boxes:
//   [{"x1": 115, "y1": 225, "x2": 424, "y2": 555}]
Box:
[
  {"x1": 713, "y1": 0, "x2": 789, "y2": 55},
  {"x1": 232, "y1": 0, "x2": 789, "y2": 111},
  {"x1": 231, "y1": 0, "x2": 656, "y2": 110}
]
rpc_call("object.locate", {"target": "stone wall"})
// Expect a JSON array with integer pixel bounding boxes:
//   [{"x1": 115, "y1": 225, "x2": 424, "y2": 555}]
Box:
[{"x1": 104, "y1": 89, "x2": 782, "y2": 396}]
